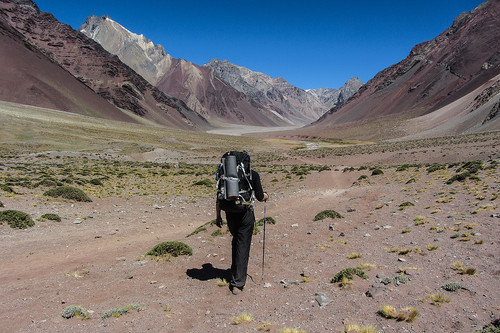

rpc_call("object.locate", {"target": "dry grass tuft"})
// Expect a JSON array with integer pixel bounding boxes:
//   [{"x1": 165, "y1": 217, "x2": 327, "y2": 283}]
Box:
[{"x1": 232, "y1": 312, "x2": 253, "y2": 325}]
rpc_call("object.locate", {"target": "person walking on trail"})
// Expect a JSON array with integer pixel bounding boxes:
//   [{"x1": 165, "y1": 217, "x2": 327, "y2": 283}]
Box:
[{"x1": 215, "y1": 151, "x2": 269, "y2": 295}]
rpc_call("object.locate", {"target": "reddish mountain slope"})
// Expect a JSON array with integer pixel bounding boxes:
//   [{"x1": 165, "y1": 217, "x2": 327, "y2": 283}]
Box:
[
  {"x1": 0, "y1": 16, "x2": 137, "y2": 122},
  {"x1": 79, "y1": 15, "x2": 294, "y2": 127},
  {"x1": 312, "y1": 0, "x2": 500, "y2": 139},
  {"x1": 156, "y1": 58, "x2": 288, "y2": 126},
  {"x1": 0, "y1": 0, "x2": 208, "y2": 130}
]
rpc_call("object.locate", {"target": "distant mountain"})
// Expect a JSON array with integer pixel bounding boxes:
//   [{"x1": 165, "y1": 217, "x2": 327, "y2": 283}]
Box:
[
  {"x1": 311, "y1": 0, "x2": 500, "y2": 140},
  {"x1": 204, "y1": 59, "x2": 329, "y2": 124},
  {"x1": 80, "y1": 15, "x2": 173, "y2": 86},
  {"x1": 80, "y1": 16, "x2": 361, "y2": 126},
  {"x1": 80, "y1": 15, "x2": 288, "y2": 127},
  {"x1": 0, "y1": 0, "x2": 208, "y2": 130},
  {"x1": 308, "y1": 77, "x2": 364, "y2": 106},
  {"x1": 0, "y1": 11, "x2": 136, "y2": 123}
]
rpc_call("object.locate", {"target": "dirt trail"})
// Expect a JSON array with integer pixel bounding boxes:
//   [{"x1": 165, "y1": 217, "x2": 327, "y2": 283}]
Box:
[{"x1": 0, "y1": 144, "x2": 499, "y2": 332}]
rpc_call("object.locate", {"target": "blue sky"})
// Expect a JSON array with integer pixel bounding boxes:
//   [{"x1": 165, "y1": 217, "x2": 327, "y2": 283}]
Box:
[{"x1": 35, "y1": 0, "x2": 484, "y2": 90}]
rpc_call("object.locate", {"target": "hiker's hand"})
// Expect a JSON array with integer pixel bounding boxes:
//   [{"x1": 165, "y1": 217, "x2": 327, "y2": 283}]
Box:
[
  {"x1": 263, "y1": 192, "x2": 269, "y2": 201},
  {"x1": 215, "y1": 216, "x2": 223, "y2": 228}
]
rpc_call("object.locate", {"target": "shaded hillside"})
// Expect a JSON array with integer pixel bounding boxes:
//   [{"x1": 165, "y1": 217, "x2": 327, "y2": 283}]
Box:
[
  {"x1": 0, "y1": 15, "x2": 140, "y2": 123},
  {"x1": 0, "y1": 0, "x2": 208, "y2": 130},
  {"x1": 312, "y1": 0, "x2": 500, "y2": 140}
]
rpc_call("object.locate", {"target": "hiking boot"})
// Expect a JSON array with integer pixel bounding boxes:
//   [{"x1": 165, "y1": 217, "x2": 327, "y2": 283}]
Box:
[{"x1": 230, "y1": 285, "x2": 243, "y2": 295}]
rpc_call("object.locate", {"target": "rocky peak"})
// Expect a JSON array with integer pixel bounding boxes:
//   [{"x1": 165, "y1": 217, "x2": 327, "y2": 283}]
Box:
[
  {"x1": 0, "y1": 0, "x2": 208, "y2": 129},
  {"x1": 308, "y1": 77, "x2": 364, "y2": 106},
  {"x1": 204, "y1": 59, "x2": 328, "y2": 124},
  {"x1": 11, "y1": 0, "x2": 39, "y2": 12},
  {"x1": 80, "y1": 15, "x2": 172, "y2": 85}
]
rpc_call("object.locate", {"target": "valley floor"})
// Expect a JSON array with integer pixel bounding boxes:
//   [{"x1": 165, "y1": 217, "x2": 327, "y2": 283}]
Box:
[{"x1": 0, "y1": 139, "x2": 499, "y2": 333}]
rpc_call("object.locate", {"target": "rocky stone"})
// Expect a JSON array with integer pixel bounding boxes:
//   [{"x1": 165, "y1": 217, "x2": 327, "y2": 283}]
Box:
[
  {"x1": 315, "y1": 293, "x2": 334, "y2": 307},
  {"x1": 366, "y1": 286, "x2": 386, "y2": 298}
]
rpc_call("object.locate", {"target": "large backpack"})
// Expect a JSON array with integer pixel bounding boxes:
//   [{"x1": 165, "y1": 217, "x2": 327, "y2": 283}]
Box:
[{"x1": 216, "y1": 151, "x2": 254, "y2": 212}]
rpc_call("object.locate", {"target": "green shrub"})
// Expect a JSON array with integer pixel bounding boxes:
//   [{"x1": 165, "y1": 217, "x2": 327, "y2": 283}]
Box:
[
  {"x1": 0, "y1": 210, "x2": 35, "y2": 229},
  {"x1": 34, "y1": 178, "x2": 61, "y2": 188},
  {"x1": 314, "y1": 210, "x2": 344, "y2": 221},
  {"x1": 186, "y1": 220, "x2": 214, "y2": 237},
  {"x1": 371, "y1": 168, "x2": 384, "y2": 176},
  {"x1": 102, "y1": 304, "x2": 142, "y2": 319},
  {"x1": 399, "y1": 201, "x2": 415, "y2": 210},
  {"x1": 256, "y1": 216, "x2": 276, "y2": 226},
  {"x1": 427, "y1": 164, "x2": 446, "y2": 173},
  {"x1": 442, "y1": 282, "x2": 462, "y2": 292},
  {"x1": 446, "y1": 172, "x2": 470, "y2": 185},
  {"x1": 396, "y1": 164, "x2": 410, "y2": 171},
  {"x1": 43, "y1": 186, "x2": 92, "y2": 202},
  {"x1": 61, "y1": 305, "x2": 89, "y2": 319},
  {"x1": 331, "y1": 267, "x2": 368, "y2": 283},
  {"x1": 1, "y1": 183, "x2": 14, "y2": 193},
  {"x1": 89, "y1": 178, "x2": 103, "y2": 186},
  {"x1": 147, "y1": 241, "x2": 192, "y2": 257},
  {"x1": 460, "y1": 161, "x2": 483, "y2": 174},
  {"x1": 476, "y1": 319, "x2": 500, "y2": 333},
  {"x1": 40, "y1": 213, "x2": 61, "y2": 222},
  {"x1": 0, "y1": 201, "x2": 3, "y2": 208}
]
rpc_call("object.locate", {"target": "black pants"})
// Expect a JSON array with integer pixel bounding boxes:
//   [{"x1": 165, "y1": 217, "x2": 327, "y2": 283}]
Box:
[{"x1": 226, "y1": 207, "x2": 255, "y2": 288}]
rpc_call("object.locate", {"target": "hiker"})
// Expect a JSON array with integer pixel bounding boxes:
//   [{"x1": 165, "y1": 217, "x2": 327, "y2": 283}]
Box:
[{"x1": 215, "y1": 151, "x2": 268, "y2": 295}]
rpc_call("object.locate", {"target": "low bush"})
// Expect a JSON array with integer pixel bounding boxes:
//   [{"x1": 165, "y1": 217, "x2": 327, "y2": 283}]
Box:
[
  {"x1": 89, "y1": 178, "x2": 103, "y2": 186},
  {"x1": 442, "y1": 281, "x2": 462, "y2": 292},
  {"x1": 446, "y1": 172, "x2": 470, "y2": 185},
  {"x1": 256, "y1": 216, "x2": 276, "y2": 226},
  {"x1": 186, "y1": 220, "x2": 214, "y2": 237},
  {"x1": 102, "y1": 304, "x2": 142, "y2": 319},
  {"x1": 399, "y1": 201, "x2": 415, "y2": 210},
  {"x1": 232, "y1": 312, "x2": 253, "y2": 325},
  {"x1": 476, "y1": 319, "x2": 500, "y2": 333},
  {"x1": 43, "y1": 186, "x2": 92, "y2": 202},
  {"x1": 0, "y1": 210, "x2": 35, "y2": 229},
  {"x1": 147, "y1": 241, "x2": 192, "y2": 258},
  {"x1": 314, "y1": 210, "x2": 344, "y2": 221},
  {"x1": 427, "y1": 164, "x2": 446, "y2": 173},
  {"x1": 331, "y1": 267, "x2": 368, "y2": 283},
  {"x1": 40, "y1": 213, "x2": 61, "y2": 222},
  {"x1": 396, "y1": 164, "x2": 410, "y2": 172},
  {"x1": 0, "y1": 184, "x2": 14, "y2": 193},
  {"x1": 61, "y1": 305, "x2": 89, "y2": 319},
  {"x1": 459, "y1": 161, "x2": 483, "y2": 174},
  {"x1": 428, "y1": 292, "x2": 450, "y2": 306},
  {"x1": 371, "y1": 168, "x2": 384, "y2": 176},
  {"x1": 378, "y1": 305, "x2": 418, "y2": 322}
]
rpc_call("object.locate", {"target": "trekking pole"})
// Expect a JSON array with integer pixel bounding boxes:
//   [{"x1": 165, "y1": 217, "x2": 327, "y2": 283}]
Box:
[{"x1": 261, "y1": 200, "x2": 267, "y2": 280}]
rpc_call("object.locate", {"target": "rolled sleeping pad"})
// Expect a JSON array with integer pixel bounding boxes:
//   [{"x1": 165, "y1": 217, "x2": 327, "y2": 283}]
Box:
[
  {"x1": 224, "y1": 155, "x2": 238, "y2": 178},
  {"x1": 225, "y1": 177, "x2": 240, "y2": 198}
]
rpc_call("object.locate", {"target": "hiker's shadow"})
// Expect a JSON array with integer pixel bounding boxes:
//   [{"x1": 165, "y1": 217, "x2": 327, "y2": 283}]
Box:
[{"x1": 186, "y1": 263, "x2": 231, "y2": 281}]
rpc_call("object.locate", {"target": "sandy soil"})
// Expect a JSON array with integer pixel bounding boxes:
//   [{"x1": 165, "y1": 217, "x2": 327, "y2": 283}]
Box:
[{"x1": 0, "y1": 142, "x2": 499, "y2": 333}]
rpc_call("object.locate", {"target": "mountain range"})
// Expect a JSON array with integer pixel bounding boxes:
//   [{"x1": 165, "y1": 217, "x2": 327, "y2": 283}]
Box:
[
  {"x1": 0, "y1": 0, "x2": 498, "y2": 139},
  {"x1": 79, "y1": 15, "x2": 361, "y2": 126},
  {"x1": 0, "y1": 0, "x2": 209, "y2": 130}
]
